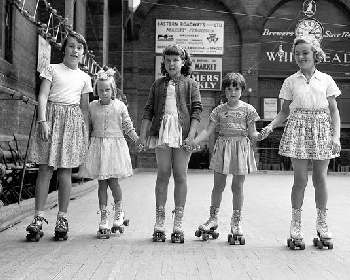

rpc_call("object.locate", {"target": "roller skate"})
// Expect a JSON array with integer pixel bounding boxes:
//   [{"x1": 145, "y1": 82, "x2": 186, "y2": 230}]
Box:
[
  {"x1": 54, "y1": 215, "x2": 69, "y2": 241},
  {"x1": 26, "y1": 215, "x2": 48, "y2": 242},
  {"x1": 171, "y1": 206, "x2": 185, "y2": 243},
  {"x1": 228, "y1": 210, "x2": 245, "y2": 245},
  {"x1": 152, "y1": 206, "x2": 166, "y2": 242},
  {"x1": 195, "y1": 206, "x2": 219, "y2": 241},
  {"x1": 97, "y1": 209, "x2": 111, "y2": 239},
  {"x1": 313, "y1": 208, "x2": 333, "y2": 249},
  {"x1": 111, "y1": 202, "x2": 129, "y2": 234},
  {"x1": 287, "y1": 208, "x2": 305, "y2": 250}
]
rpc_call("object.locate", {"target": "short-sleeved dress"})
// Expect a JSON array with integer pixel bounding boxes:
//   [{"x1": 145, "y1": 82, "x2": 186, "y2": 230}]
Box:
[
  {"x1": 278, "y1": 70, "x2": 341, "y2": 160},
  {"x1": 209, "y1": 101, "x2": 259, "y2": 175},
  {"x1": 29, "y1": 63, "x2": 93, "y2": 169},
  {"x1": 82, "y1": 99, "x2": 137, "y2": 180}
]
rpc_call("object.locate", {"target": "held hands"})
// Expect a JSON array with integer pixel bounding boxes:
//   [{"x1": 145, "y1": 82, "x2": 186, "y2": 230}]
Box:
[
  {"x1": 135, "y1": 138, "x2": 146, "y2": 152},
  {"x1": 182, "y1": 137, "x2": 201, "y2": 152},
  {"x1": 259, "y1": 124, "x2": 274, "y2": 141},
  {"x1": 38, "y1": 121, "x2": 49, "y2": 141}
]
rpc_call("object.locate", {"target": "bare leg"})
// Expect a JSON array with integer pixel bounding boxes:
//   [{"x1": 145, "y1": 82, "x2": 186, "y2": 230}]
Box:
[
  {"x1": 231, "y1": 175, "x2": 245, "y2": 211},
  {"x1": 35, "y1": 164, "x2": 54, "y2": 211},
  {"x1": 98, "y1": 179, "x2": 108, "y2": 209},
  {"x1": 155, "y1": 147, "x2": 172, "y2": 207},
  {"x1": 211, "y1": 171, "x2": 227, "y2": 208},
  {"x1": 312, "y1": 160, "x2": 329, "y2": 209},
  {"x1": 108, "y1": 178, "x2": 122, "y2": 204},
  {"x1": 57, "y1": 168, "x2": 72, "y2": 213},
  {"x1": 291, "y1": 159, "x2": 309, "y2": 209},
  {"x1": 172, "y1": 148, "x2": 191, "y2": 207}
]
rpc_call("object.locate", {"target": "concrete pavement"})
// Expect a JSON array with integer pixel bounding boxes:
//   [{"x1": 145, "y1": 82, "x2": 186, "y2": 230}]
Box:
[{"x1": 0, "y1": 171, "x2": 350, "y2": 280}]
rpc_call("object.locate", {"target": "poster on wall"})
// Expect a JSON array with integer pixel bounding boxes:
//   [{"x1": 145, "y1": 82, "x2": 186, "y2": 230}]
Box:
[
  {"x1": 263, "y1": 98, "x2": 278, "y2": 120},
  {"x1": 155, "y1": 56, "x2": 222, "y2": 90},
  {"x1": 37, "y1": 35, "x2": 51, "y2": 73},
  {"x1": 155, "y1": 19, "x2": 224, "y2": 55}
]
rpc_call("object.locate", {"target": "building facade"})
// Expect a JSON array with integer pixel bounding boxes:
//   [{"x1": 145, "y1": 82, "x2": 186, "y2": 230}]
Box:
[{"x1": 1, "y1": 0, "x2": 350, "y2": 171}]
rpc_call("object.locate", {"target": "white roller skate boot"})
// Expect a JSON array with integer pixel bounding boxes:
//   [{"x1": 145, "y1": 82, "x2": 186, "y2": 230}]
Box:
[
  {"x1": 171, "y1": 206, "x2": 184, "y2": 243},
  {"x1": 287, "y1": 208, "x2": 305, "y2": 250},
  {"x1": 153, "y1": 205, "x2": 166, "y2": 242},
  {"x1": 26, "y1": 215, "x2": 48, "y2": 242},
  {"x1": 111, "y1": 201, "x2": 129, "y2": 234},
  {"x1": 313, "y1": 208, "x2": 333, "y2": 249},
  {"x1": 97, "y1": 209, "x2": 110, "y2": 239},
  {"x1": 195, "y1": 206, "x2": 219, "y2": 241},
  {"x1": 228, "y1": 210, "x2": 245, "y2": 245},
  {"x1": 54, "y1": 215, "x2": 69, "y2": 241}
]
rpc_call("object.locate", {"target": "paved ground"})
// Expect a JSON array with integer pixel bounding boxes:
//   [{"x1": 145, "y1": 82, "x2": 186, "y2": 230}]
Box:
[{"x1": 0, "y1": 171, "x2": 350, "y2": 280}]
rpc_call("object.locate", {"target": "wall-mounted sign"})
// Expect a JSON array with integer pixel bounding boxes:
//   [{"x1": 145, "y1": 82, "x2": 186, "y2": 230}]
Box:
[
  {"x1": 155, "y1": 19, "x2": 224, "y2": 55},
  {"x1": 37, "y1": 35, "x2": 51, "y2": 73},
  {"x1": 155, "y1": 56, "x2": 222, "y2": 90},
  {"x1": 263, "y1": 98, "x2": 278, "y2": 120}
]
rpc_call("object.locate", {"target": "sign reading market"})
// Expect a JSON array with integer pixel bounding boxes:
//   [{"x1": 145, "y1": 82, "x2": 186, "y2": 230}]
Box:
[
  {"x1": 155, "y1": 19, "x2": 224, "y2": 55},
  {"x1": 155, "y1": 56, "x2": 222, "y2": 90}
]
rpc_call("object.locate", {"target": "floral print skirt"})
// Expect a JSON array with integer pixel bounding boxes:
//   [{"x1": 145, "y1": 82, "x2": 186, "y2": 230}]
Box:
[
  {"x1": 29, "y1": 102, "x2": 88, "y2": 169},
  {"x1": 279, "y1": 108, "x2": 339, "y2": 160}
]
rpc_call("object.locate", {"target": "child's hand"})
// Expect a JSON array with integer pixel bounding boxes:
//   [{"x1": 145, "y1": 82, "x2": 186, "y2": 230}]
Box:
[
  {"x1": 330, "y1": 137, "x2": 341, "y2": 155},
  {"x1": 183, "y1": 138, "x2": 200, "y2": 152},
  {"x1": 135, "y1": 139, "x2": 145, "y2": 152},
  {"x1": 38, "y1": 122, "x2": 49, "y2": 141},
  {"x1": 259, "y1": 125, "x2": 274, "y2": 140}
]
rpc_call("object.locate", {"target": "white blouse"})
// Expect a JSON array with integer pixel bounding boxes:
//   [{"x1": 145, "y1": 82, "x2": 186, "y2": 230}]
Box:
[{"x1": 279, "y1": 69, "x2": 341, "y2": 111}]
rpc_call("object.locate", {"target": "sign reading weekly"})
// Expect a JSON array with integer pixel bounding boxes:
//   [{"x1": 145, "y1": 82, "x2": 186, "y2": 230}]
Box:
[
  {"x1": 155, "y1": 56, "x2": 222, "y2": 90},
  {"x1": 155, "y1": 19, "x2": 224, "y2": 55}
]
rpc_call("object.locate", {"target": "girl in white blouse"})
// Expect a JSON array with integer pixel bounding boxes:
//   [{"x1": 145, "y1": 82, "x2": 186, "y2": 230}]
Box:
[
  {"x1": 27, "y1": 32, "x2": 92, "y2": 241},
  {"x1": 81, "y1": 68, "x2": 142, "y2": 238},
  {"x1": 262, "y1": 36, "x2": 341, "y2": 250}
]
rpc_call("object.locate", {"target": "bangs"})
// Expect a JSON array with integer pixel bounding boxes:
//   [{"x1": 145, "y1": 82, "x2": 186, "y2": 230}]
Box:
[{"x1": 163, "y1": 45, "x2": 183, "y2": 57}]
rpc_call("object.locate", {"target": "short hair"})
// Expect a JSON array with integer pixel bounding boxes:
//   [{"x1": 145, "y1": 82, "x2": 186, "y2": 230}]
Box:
[
  {"x1": 222, "y1": 72, "x2": 246, "y2": 91},
  {"x1": 160, "y1": 44, "x2": 192, "y2": 77},
  {"x1": 292, "y1": 37, "x2": 325, "y2": 64},
  {"x1": 61, "y1": 31, "x2": 88, "y2": 54}
]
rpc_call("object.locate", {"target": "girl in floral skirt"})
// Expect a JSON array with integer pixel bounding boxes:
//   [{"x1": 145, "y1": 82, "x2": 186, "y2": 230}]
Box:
[
  {"x1": 262, "y1": 36, "x2": 341, "y2": 250},
  {"x1": 27, "y1": 31, "x2": 92, "y2": 241}
]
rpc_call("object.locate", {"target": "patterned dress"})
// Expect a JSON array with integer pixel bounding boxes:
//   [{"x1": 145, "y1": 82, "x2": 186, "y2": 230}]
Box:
[
  {"x1": 278, "y1": 70, "x2": 341, "y2": 160},
  {"x1": 209, "y1": 101, "x2": 259, "y2": 175}
]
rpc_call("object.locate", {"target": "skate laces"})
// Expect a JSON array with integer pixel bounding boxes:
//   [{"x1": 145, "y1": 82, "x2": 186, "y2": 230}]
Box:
[
  {"x1": 172, "y1": 208, "x2": 184, "y2": 229},
  {"x1": 33, "y1": 216, "x2": 48, "y2": 225},
  {"x1": 56, "y1": 216, "x2": 68, "y2": 230}
]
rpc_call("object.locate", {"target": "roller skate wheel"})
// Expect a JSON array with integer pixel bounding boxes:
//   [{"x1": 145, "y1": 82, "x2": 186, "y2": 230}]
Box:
[
  {"x1": 287, "y1": 238, "x2": 292, "y2": 247},
  {"x1": 195, "y1": 230, "x2": 201, "y2": 237},
  {"x1": 313, "y1": 237, "x2": 318, "y2": 247},
  {"x1": 119, "y1": 227, "x2": 124, "y2": 234},
  {"x1": 171, "y1": 234, "x2": 175, "y2": 243},
  {"x1": 289, "y1": 240, "x2": 295, "y2": 250},
  {"x1": 212, "y1": 232, "x2": 219, "y2": 239},
  {"x1": 180, "y1": 236, "x2": 184, "y2": 243},
  {"x1": 123, "y1": 219, "x2": 129, "y2": 226},
  {"x1": 111, "y1": 227, "x2": 116, "y2": 233},
  {"x1": 202, "y1": 233, "x2": 209, "y2": 241},
  {"x1": 239, "y1": 236, "x2": 245, "y2": 245},
  {"x1": 317, "y1": 240, "x2": 323, "y2": 249},
  {"x1": 228, "y1": 234, "x2": 232, "y2": 243},
  {"x1": 327, "y1": 243, "x2": 334, "y2": 249},
  {"x1": 299, "y1": 243, "x2": 305, "y2": 250}
]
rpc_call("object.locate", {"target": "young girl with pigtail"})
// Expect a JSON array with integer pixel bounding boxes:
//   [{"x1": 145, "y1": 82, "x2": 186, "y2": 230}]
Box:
[{"x1": 81, "y1": 67, "x2": 142, "y2": 238}]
